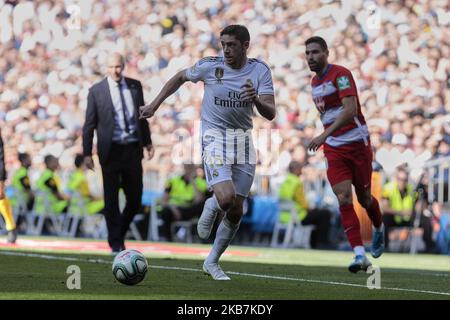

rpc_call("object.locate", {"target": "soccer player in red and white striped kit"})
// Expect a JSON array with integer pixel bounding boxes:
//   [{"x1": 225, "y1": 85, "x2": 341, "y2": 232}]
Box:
[{"x1": 305, "y1": 36, "x2": 384, "y2": 273}]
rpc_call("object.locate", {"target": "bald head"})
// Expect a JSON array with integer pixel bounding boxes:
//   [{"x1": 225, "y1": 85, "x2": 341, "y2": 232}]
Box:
[{"x1": 107, "y1": 53, "x2": 125, "y2": 81}]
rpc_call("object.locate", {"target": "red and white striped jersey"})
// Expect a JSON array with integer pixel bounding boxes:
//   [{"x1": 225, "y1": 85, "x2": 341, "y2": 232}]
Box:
[{"x1": 311, "y1": 64, "x2": 369, "y2": 148}]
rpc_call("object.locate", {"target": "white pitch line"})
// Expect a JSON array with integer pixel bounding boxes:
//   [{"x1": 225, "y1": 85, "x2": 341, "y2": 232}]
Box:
[
  {"x1": 225, "y1": 271, "x2": 450, "y2": 296},
  {"x1": 1, "y1": 251, "x2": 449, "y2": 297}
]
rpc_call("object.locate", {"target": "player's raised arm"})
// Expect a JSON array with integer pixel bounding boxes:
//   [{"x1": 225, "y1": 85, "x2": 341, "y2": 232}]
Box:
[{"x1": 139, "y1": 69, "x2": 189, "y2": 119}]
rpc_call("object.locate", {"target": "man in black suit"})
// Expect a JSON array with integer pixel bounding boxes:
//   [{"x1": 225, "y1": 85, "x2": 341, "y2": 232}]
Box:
[{"x1": 82, "y1": 53, "x2": 154, "y2": 253}]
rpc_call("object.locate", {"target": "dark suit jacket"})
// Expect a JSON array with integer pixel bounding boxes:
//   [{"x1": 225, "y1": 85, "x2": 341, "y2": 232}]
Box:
[{"x1": 82, "y1": 77, "x2": 151, "y2": 165}]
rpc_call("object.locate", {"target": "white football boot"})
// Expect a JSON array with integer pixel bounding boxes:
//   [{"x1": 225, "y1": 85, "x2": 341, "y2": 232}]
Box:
[{"x1": 203, "y1": 262, "x2": 231, "y2": 280}]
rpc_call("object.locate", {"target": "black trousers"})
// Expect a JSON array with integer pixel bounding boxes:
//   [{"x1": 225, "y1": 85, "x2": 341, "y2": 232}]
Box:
[
  {"x1": 160, "y1": 201, "x2": 205, "y2": 241},
  {"x1": 302, "y1": 208, "x2": 332, "y2": 248},
  {"x1": 101, "y1": 142, "x2": 143, "y2": 251},
  {"x1": 383, "y1": 212, "x2": 435, "y2": 252}
]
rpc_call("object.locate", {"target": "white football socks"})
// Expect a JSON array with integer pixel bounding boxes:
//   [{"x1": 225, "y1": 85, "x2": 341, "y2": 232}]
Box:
[
  {"x1": 354, "y1": 245, "x2": 366, "y2": 256},
  {"x1": 205, "y1": 217, "x2": 240, "y2": 265}
]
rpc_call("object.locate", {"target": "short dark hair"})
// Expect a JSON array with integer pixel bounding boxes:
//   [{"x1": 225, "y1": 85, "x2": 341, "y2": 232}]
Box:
[
  {"x1": 305, "y1": 36, "x2": 328, "y2": 51},
  {"x1": 18, "y1": 152, "x2": 30, "y2": 163},
  {"x1": 44, "y1": 155, "x2": 55, "y2": 167},
  {"x1": 220, "y1": 25, "x2": 250, "y2": 44},
  {"x1": 288, "y1": 161, "x2": 303, "y2": 173},
  {"x1": 396, "y1": 166, "x2": 409, "y2": 177},
  {"x1": 74, "y1": 154, "x2": 84, "y2": 168}
]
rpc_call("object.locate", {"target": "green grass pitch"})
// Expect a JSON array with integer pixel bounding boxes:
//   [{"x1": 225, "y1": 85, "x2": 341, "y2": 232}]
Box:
[{"x1": 0, "y1": 237, "x2": 449, "y2": 300}]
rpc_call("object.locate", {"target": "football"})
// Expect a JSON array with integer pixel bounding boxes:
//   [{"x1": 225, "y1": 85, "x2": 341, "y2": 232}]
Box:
[{"x1": 112, "y1": 249, "x2": 148, "y2": 285}]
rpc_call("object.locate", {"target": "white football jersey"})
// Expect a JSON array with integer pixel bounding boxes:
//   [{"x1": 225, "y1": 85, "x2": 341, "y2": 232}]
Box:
[{"x1": 186, "y1": 56, "x2": 274, "y2": 132}]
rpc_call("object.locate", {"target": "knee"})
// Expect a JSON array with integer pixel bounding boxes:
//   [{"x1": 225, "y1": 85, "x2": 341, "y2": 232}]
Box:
[
  {"x1": 229, "y1": 200, "x2": 244, "y2": 215},
  {"x1": 358, "y1": 195, "x2": 372, "y2": 209},
  {"x1": 216, "y1": 192, "x2": 236, "y2": 212},
  {"x1": 336, "y1": 192, "x2": 353, "y2": 206}
]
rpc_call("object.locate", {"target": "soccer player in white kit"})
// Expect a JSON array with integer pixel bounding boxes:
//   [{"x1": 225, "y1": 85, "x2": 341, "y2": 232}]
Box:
[{"x1": 140, "y1": 25, "x2": 276, "y2": 280}]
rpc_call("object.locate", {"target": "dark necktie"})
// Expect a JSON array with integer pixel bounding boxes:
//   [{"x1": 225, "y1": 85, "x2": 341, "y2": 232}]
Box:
[{"x1": 117, "y1": 80, "x2": 130, "y2": 133}]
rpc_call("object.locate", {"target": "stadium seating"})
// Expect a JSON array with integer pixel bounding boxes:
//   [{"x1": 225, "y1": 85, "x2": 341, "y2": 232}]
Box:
[
  {"x1": 250, "y1": 196, "x2": 278, "y2": 235},
  {"x1": 271, "y1": 200, "x2": 315, "y2": 249},
  {"x1": 436, "y1": 212, "x2": 450, "y2": 254},
  {"x1": 389, "y1": 226, "x2": 425, "y2": 253},
  {"x1": 141, "y1": 190, "x2": 163, "y2": 241},
  {"x1": 170, "y1": 218, "x2": 199, "y2": 243},
  {"x1": 61, "y1": 191, "x2": 85, "y2": 237},
  {"x1": 8, "y1": 186, "x2": 28, "y2": 219},
  {"x1": 26, "y1": 190, "x2": 65, "y2": 236}
]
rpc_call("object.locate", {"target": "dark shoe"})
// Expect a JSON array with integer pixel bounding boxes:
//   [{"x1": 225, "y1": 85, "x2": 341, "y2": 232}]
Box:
[
  {"x1": 7, "y1": 229, "x2": 17, "y2": 244},
  {"x1": 111, "y1": 243, "x2": 126, "y2": 255},
  {"x1": 111, "y1": 246, "x2": 121, "y2": 254}
]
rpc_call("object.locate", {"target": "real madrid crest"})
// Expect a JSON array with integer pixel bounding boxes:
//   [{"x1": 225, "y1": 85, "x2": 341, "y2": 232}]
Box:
[{"x1": 215, "y1": 67, "x2": 224, "y2": 84}]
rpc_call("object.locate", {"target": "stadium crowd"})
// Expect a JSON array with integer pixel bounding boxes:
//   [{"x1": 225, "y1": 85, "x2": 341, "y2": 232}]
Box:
[{"x1": 0, "y1": 0, "x2": 449, "y2": 250}]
